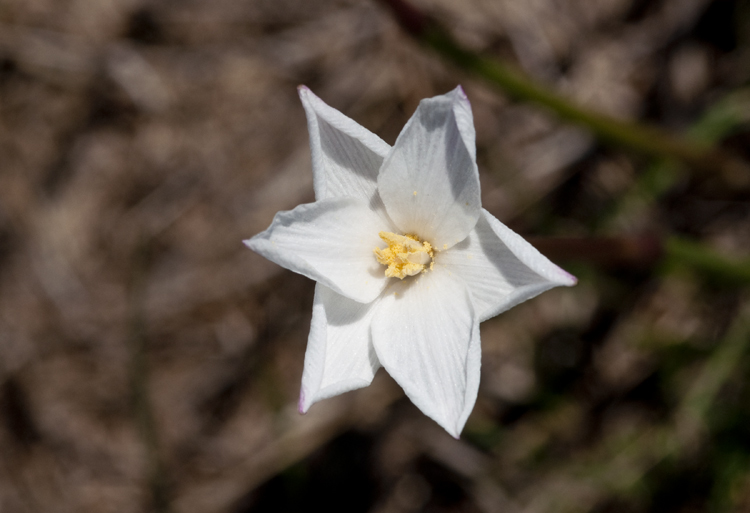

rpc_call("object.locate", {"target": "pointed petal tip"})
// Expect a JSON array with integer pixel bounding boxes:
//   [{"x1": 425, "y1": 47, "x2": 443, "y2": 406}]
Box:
[
  {"x1": 297, "y1": 85, "x2": 312, "y2": 102},
  {"x1": 435, "y1": 418, "x2": 461, "y2": 439},
  {"x1": 298, "y1": 85, "x2": 319, "y2": 104},
  {"x1": 540, "y1": 263, "x2": 578, "y2": 288},
  {"x1": 298, "y1": 390, "x2": 308, "y2": 414},
  {"x1": 446, "y1": 422, "x2": 462, "y2": 439},
  {"x1": 434, "y1": 85, "x2": 469, "y2": 106},
  {"x1": 448, "y1": 85, "x2": 471, "y2": 108},
  {"x1": 243, "y1": 235, "x2": 266, "y2": 254},
  {"x1": 558, "y1": 268, "x2": 578, "y2": 287}
]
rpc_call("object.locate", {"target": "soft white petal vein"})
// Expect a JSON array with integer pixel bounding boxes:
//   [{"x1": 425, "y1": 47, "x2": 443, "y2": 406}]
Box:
[
  {"x1": 378, "y1": 87, "x2": 481, "y2": 250},
  {"x1": 440, "y1": 209, "x2": 577, "y2": 322},
  {"x1": 299, "y1": 284, "x2": 381, "y2": 412},
  {"x1": 371, "y1": 269, "x2": 477, "y2": 437},
  {"x1": 299, "y1": 86, "x2": 391, "y2": 204},
  {"x1": 244, "y1": 197, "x2": 389, "y2": 303}
]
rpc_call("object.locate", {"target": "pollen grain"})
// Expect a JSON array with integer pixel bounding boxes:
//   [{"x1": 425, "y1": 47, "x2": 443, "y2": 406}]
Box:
[{"x1": 374, "y1": 231, "x2": 433, "y2": 279}]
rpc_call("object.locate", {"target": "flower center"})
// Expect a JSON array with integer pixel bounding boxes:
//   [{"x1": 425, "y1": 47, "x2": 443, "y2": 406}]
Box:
[{"x1": 373, "y1": 231, "x2": 434, "y2": 279}]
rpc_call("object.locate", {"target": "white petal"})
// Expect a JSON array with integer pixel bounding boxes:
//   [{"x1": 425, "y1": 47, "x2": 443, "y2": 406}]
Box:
[
  {"x1": 378, "y1": 86, "x2": 481, "y2": 250},
  {"x1": 458, "y1": 321, "x2": 481, "y2": 434},
  {"x1": 372, "y1": 269, "x2": 479, "y2": 437},
  {"x1": 244, "y1": 198, "x2": 389, "y2": 303},
  {"x1": 440, "y1": 209, "x2": 577, "y2": 322},
  {"x1": 299, "y1": 284, "x2": 381, "y2": 413},
  {"x1": 299, "y1": 86, "x2": 391, "y2": 204}
]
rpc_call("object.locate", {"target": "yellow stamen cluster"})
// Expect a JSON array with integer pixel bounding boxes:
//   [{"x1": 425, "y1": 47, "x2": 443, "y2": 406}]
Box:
[{"x1": 374, "y1": 231, "x2": 434, "y2": 279}]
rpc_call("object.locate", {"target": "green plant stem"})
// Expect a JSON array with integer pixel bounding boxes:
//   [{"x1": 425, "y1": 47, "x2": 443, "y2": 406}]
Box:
[
  {"x1": 602, "y1": 89, "x2": 750, "y2": 229},
  {"x1": 532, "y1": 235, "x2": 750, "y2": 285},
  {"x1": 664, "y1": 237, "x2": 750, "y2": 284},
  {"x1": 377, "y1": 0, "x2": 747, "y2": 178}
]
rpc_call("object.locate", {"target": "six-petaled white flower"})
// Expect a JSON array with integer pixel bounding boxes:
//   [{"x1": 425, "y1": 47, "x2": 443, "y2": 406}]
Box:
[{"x1": 244, "y1": 86, "x2": 576, "y2": 437}]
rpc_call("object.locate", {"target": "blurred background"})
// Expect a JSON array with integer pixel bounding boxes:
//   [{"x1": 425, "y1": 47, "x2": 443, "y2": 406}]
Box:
[{"x1": 1, "y1": 0, "x2": 750, "y2": 512}]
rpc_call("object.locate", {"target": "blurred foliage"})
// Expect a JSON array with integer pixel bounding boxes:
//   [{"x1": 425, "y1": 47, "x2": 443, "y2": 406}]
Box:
[{"x1": 0, "y1": 1, "x2": 749, "y2": 513}]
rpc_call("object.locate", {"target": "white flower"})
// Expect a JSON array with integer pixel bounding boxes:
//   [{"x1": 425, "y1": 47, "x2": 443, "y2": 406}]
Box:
[{"x1": 244, "y1": 86, "x2": 576, "y2": 437}]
